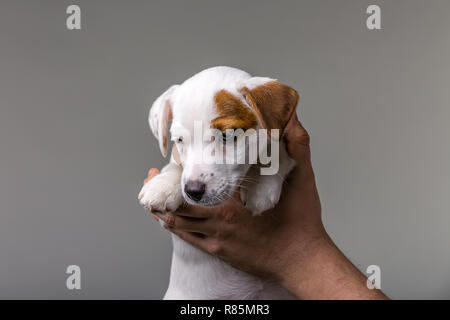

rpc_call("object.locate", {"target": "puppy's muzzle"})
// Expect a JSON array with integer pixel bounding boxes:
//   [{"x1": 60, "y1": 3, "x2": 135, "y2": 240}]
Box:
[{"x1": 184, "y1": 180, "x2": 206, "y2": 202}]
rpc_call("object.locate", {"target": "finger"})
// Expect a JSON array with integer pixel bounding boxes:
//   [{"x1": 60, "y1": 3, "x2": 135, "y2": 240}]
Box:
[
  {"x1": 174, "y1": 204, "x2": 215, "y2": 219},
  {"x1": 283, "y1": 114, "x2": 317, "y2": 188},
  {"x1": 160, "y1": 213, "x2": 214, "y2": 235},
  {"x1": 284, "y1": 113, "x2": 311, "y2": 165},
  {"x1": 143, "y1": 168, "x2": 160, "y2": 185},
  {"x1": 164, "y1": 227, "x2": 218, "y2": 254},
  {"x1": 220, "y1": 188, "x2": 251, "y2": 214}
]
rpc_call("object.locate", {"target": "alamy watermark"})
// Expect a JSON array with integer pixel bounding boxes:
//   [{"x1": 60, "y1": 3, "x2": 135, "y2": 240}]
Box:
[
  {"x1": 66, "y1": 265, "x2": 81, "y2": 290},
  {"x1": 174, "y1": 121, "x2": 281, "y2": 176},
  {"x1": 366, "y1": 5, "x2": 381, "y2": 30},
  {"x1": 66, "y1": 5, "x2": 81, "y2": 30},
  {"x1": 366, "y1": 265, "x2": 381, "y2": 289}
]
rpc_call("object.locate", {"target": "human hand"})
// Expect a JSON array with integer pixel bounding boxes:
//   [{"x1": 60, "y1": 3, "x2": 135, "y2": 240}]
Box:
[{"x1": 144, "y1": 114, "x2": 387, "y2": 299}]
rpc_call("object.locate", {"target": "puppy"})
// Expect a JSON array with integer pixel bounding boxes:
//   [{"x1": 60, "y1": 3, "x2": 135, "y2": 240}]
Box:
[{"x1": 139, "y1": 66, "x2": 298, "y2": 299}]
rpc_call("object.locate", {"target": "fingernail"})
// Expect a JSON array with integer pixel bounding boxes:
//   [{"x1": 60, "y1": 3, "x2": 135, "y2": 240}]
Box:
[{"x1": 151, "y1": 213, "x2": 159, "y2": 221}]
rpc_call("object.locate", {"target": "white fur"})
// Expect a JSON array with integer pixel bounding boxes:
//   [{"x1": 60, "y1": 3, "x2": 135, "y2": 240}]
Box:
[{"x1": 139, "y1": 66, "x2": 295, "y2": 299}]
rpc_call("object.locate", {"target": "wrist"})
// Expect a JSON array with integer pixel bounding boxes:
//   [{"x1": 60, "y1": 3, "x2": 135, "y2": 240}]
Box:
[
  {"x1": 276, "y1": 231, "x2": 388, "y2": 300},
  {"x1": 276, "y1": 231, "x2": 333, "y2": 297}
]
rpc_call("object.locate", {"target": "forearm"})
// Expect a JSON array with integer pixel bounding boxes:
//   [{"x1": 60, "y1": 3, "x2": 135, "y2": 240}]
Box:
[{"x1": 279, "y1": 233, "x2": 388, "y2": 300}]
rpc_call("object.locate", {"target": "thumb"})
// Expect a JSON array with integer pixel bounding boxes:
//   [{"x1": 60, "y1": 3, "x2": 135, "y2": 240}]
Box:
[{"x1": 284, "y1": 113, "x2": 311, "y2": 166}]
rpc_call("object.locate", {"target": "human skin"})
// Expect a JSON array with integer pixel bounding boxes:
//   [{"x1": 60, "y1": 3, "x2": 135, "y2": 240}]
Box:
[{"x1": 144, "y1": 114, "x2": 388, "y2": 300}]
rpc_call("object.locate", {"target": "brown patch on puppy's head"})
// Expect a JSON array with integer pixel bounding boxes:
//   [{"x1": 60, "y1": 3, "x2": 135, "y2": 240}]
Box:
[
  {"x1": 240, "y1": 81, "x2": 298, "y2": 137},
  {"x1": 212, "y1": 90, "x2": 257, "y2": 131}
]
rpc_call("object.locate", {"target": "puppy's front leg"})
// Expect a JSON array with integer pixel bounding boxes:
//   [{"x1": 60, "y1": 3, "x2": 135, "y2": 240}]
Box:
[
  {"x1": 241, "y1": 174, "x2": 284, "y2": 215},
  {"x1": 138, "y1": 155, "x2": 183, "y2": 213},
  {"x1": 242, "y1": 145, "x2": 295, "y2": 215}
]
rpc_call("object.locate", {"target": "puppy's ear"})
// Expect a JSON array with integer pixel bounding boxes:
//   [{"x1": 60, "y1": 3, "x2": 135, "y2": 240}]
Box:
[
  {"x1": 240, "y1": 78, "x2": 299, "y2": 137},
  {"x1": 148, "y1": 85, "x2": 179, "y2": 157}
]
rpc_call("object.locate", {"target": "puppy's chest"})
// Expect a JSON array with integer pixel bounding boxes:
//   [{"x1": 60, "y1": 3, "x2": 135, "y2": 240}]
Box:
[{"x1": 169, "y1": 236, "x2": 288, "y2": 299}]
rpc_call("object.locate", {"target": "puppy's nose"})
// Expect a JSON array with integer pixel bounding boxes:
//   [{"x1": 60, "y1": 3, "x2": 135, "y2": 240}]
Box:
[{"x1": 184, "y1": 180, "x2": 206, "y2": 201}]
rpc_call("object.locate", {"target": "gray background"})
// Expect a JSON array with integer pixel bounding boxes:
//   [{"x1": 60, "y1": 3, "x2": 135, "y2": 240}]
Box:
[{"x1": 0, "y1": 0, "x2": 449, "y2": 299}]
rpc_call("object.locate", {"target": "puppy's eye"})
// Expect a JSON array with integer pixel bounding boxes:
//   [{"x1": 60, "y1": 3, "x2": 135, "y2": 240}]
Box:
[{"x1": 175, "y1": 137, "x2": 183, "y2": 144}]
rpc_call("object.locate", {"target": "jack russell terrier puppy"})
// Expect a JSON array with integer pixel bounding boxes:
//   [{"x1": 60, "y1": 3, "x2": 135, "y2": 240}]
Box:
[{"x1": 139, "y1": 66, "x2": 299, "y2": 299}]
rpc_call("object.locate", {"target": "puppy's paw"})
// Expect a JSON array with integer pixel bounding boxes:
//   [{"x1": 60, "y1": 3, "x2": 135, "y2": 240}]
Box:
[
  {"x1": 241, "y1": 177, "x2": 283, "y2": 215},
  {"x1": 139, "y1": 173, "x2": 183, "y2": 213}
]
